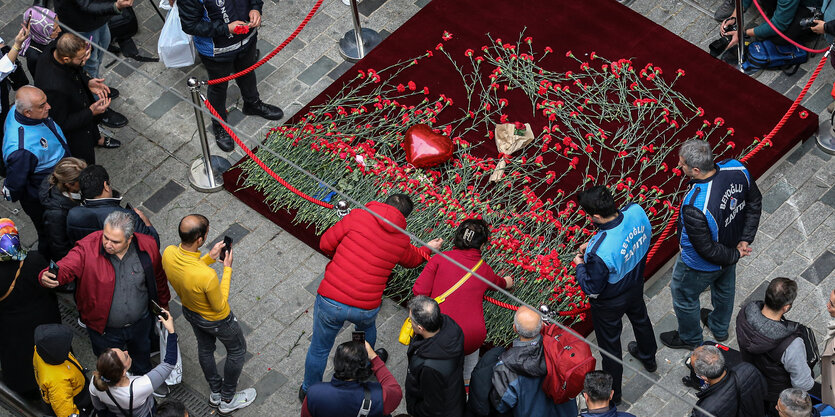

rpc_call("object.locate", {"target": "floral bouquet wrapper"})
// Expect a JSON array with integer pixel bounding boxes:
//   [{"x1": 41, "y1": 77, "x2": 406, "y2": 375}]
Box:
[{"x1": 490, "y1": 123, "x2": 535, "y2": 182}]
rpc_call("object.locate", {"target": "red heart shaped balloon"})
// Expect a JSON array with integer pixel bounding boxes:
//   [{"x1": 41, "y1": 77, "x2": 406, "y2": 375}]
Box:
[{"x1": 403, "y1": 124, "x2": 453, "y2": 168}]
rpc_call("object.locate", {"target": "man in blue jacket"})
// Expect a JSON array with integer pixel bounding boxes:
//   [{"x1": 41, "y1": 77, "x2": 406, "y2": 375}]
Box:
[
  {"x1": 3, "y1": 85, "x2": 70, "y2": 257},
  {"x1": 490, "y1": 306, "x2": 577, "y2": 417},
  {"x1": 662, "y1": 139, "x2": 762, "y2": 350},
  {"x1": 574, "y1": 185, "x2": 656, "y2": 404},
  {"x1": 178, "y1": 0, "x2": 284, "y2": 152}
]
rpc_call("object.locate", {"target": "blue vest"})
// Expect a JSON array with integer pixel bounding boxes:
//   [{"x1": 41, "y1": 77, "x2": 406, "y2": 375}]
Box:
[
  {"x1": 194, "y1": 0, "x2": 256, "y2": 58},
  {"x1": 584, "y1": 203, "x2": 652, "y2": 285},
  {"x1": 679, "y1": 159, "x2": 753, "y2": 271},
  {"x1": 306, "y1": 379, "x2": 387, "y2": 417},
  {"x1": 2, "y1": 106, "x2": 68, "y2": 173}
]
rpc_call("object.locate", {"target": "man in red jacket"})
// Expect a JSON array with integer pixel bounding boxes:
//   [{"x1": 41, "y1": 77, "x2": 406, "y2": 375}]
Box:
[
  {"x1": 300, "y1": 194, "x2": 442, "y2": 400},
  {"x1": 39, "y1": 211, "x2": 170, "y2": 376}
]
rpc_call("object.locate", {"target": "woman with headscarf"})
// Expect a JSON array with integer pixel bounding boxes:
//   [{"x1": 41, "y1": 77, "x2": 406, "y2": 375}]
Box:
[
  {"x1": 0, "y1": 218, "x2": 61, "y2": 400},
  {"x1": 412, "y1": 219, "x2": 513, "y2": 384},
  {"x1": 22, "y1": 6, "x2": 61, "y2": 77},
  {"x1": 40, "y1": 157, "x2": 87, "y2": 262}
]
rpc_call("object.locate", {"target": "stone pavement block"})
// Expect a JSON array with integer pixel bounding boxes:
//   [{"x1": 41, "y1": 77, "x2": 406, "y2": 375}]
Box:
[
  {"x1": 770, "y1": 66, "x2": 809, "y2": 95},
  {"x1": 804, "y1": 83, "x2": 834, "y2": 115},
  {"x1": 298, "y1": 55, "x2": 338, "y2": 86},
  {"x1": 801, "y1": 250, "x2": 835, "y2": 285},
  {"x1": 761, "y1": 178, "x2": 795, "y2": 214},
  {"x1": 144, "y1": 180, "x2": 186, "y2": 213},
  {"x1": 144, "y1": 91, "x2": 181, "y2": 120},
  {"x1": 758, "y1": 201, "x2": 801, "y2": 238},
  {"x1": 226, "y1": 108, "x2": 246, "y2": 127},
  {"x1": 208, "y1": 222, "x2": 251, "y2": 247},
  {"x1": 304, "y1": 272, "x2": 325, "y2": 295},
  {"x1": 359, "y1": 0, "x2": 388, "y2": 16},
  {"x1": 252, "y1": 369, "x2": 289, "y2": 405}
]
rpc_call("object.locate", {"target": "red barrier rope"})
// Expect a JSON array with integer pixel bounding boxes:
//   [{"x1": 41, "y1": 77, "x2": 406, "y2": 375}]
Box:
[
  {"x1": 205, "y1": 0, "x2": 325, "y2": 85},
  {"x1": 750, "y1": 0, "x2": 829, "y2": 53},
  {"x1": 203, "y1": 99, "x2": 335, "y2": 209}
]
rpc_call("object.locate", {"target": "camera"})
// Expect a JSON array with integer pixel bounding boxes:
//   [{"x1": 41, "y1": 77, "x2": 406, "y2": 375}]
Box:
[
  {"x1": 709, "y1": 23, "x2": 737, "y2": 58},
  {"x1": 799, "y1": 8, "x2": 823, "y2": 29}
]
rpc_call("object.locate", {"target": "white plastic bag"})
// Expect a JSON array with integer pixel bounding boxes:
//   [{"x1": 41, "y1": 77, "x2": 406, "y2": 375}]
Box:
[
  {"x1": 158, "y1": 0, "x2": 172, "y2": 11},
  {"x1": 157, "y1": 4, "x2": 195, "y2": 68},
  {"x1": 156, "y1": 321, "x2": 183, "y2": 385}
]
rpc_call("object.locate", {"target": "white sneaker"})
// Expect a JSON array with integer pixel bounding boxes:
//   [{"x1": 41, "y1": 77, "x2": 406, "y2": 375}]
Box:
[
  {"x1": 218, "y1": 388, "x2": 257, "y2": 414},
  {"x1": 209, "y1": 392, "x2": 221, "y2": 407}
]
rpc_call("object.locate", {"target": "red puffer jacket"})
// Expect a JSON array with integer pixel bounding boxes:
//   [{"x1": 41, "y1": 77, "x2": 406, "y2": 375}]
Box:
[
  {"x1": 318, "y1": 201, "x2": 429, "y2": 309},
  {"x1": 38, "y1": 231, "x2": 170, "y2": 333}
]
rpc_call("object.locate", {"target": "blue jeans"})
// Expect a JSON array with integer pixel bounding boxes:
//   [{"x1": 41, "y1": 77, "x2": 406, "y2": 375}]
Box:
[
  {"x1": 87, "y1": 313, "x2": 153, "y2": 375},
  {"x1": 670, "y1": 256, "x2": 736, "y2": 345},
  {"x1": 302, "y1": 295, "x2": 381, "y2": 391},
  {"x1": 182, "y1": 307, "x2": 247, "y2": 402},
  {"x1": 79, "y1": 24, "x2": 111, "y2": 78}
]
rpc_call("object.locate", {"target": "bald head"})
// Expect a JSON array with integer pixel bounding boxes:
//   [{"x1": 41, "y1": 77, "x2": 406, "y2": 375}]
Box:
[
  {"x1": 514, "y1": 306, "x2": 542, "y2": 339},
  {"x1": 178, "y1": 214, "x2": 209, "y2": 246},
  {"x1": 15, "y1": 86, "x2": 50, "y2": 119}
]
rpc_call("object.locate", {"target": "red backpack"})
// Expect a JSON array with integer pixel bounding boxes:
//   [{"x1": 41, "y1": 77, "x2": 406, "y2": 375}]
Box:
[{"x1": 540, "y1": 323, "x2": 596, "y2": 403}]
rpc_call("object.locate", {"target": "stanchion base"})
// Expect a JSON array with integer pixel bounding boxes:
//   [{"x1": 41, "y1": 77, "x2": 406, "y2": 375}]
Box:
[
  {"x1": 817, "y1": 119, "x2": 835, "y2": 155},
  {"x1": 339, "y1": 28, "x2": 382, "y2": 62},
  {"x1": 189, "y1": 155, "x2": 231, "y2": 192}
]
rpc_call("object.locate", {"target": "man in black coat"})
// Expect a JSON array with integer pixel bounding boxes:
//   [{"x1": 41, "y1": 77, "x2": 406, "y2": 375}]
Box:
[
  {"x1": 405, "y1": 295, "x2": 466, "y2": 417},
  {"x1": 34, "y1": 34, "x2": 120, "y2": 165},
  {"x1": 178, "y1": 0, "x2": 284, "y2": 152},
  {"x1": 690, "y1": 344, "x2": 766, "y2": 417}
]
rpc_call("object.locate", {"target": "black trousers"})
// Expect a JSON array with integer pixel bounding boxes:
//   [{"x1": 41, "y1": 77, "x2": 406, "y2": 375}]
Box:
[
  {"x1": 200, "y1": 39, "x2": 260, "y2": 129},
  {"x1": 590, "y1": 284, "x2": 657, "y2": 402}
]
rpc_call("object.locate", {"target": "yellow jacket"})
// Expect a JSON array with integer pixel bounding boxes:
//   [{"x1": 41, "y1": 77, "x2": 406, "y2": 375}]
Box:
[
  {"x1": 33, "y1": 347, "x2": 85, "y2": 417},
  {"x1": 162, "y1": 244, "x2": 232, "y2": 321}
]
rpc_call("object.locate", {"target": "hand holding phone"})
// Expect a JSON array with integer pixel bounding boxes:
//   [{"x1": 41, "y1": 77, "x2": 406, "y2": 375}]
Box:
[
  {"x1": 150, "y1": 300, "x2": 169, "y2": 320},
  {"x1": 219, "y1": 235, "x2": 233, "y2": 261},
  {"x1": 49, "y1": 260, "x2": 59, "y2": 277}
]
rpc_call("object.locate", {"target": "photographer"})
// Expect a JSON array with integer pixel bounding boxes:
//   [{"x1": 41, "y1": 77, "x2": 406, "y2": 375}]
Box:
[{"x1": 720, "y1": 0, "x2": 816, "y2": 52}]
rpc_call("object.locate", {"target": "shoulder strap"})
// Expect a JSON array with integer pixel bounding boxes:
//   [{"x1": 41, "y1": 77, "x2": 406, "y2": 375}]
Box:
[
  {"x1": 435, "y1": 259, "x2": 484, "y2": 304},
  {"x1": 356, "y1": 385, "x2": 372, "y2": 417},
  {"x1": 68, "y1": 355, "x2": 86, "y2": 375},
  {"x1": 104, "y1": 379, "x2": 135, "y2": 417},
  {"x1": 0, "y1": 261, "x2": 24, "y2": 302}
]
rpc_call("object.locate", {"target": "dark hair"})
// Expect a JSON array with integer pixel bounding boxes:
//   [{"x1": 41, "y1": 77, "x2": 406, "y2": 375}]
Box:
[
  {"x1": 156, "y1": 400, "x2": 188, "y2": 417},
  {"x1": 453, "y1": 219, "x2": 489, "y2": 250},
  {"x1": 92, "y1": 349, "x2": 125, "y2": 391},
  {"x1": 577, "y1": 186, "x2": 617, "y2": 218},
  {"x1": 55, "y1": 33, "x2": 87, "y2": 59},
  {"x1": 78, "y1": 165, "x2": 110, "y2": 200},
  {"x1": 385, "y1": 193, "x2": 413, "y2": 217},
  {"x1": 765, "y1": 277, "x2": 798, "y2": 311},
  {"x1": 408, "y1": 295, "x2": 442, "y2": 332},
  {"x1": 178, "y1": 214, "x2": 209, "y2": 245},
  {"x1": 583, "y1": 370, "x2": 613, "y2": 403},
  {"x1": 333, "y1": 341, "x2": 372, "y2": 381}
]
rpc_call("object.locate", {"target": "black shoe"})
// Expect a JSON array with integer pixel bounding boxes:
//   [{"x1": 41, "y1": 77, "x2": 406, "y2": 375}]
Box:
[
  {"x1": 213, "y1": 125, "x2": 235, "y2": 152},
  {"x1": 107, "y1": 44, "x2": 121, "y2": 54},
  {"x1": 659, "y1": 330, "x2": 698, "y2": 350},
  {"x1": 108, "y1": 87, "x2": 120, "y2": 100},
  {"x1": 242, "y1": 100, "x2": 284, "y2": 120},
  {"x1": 682, "y1": 375, "x2": 703, "y2": 390},
  {"x1": 298, "y1": 386, "x2": 306, "y2": 404},
  {"x1": 700, "y1": 308, "x2": 729, "y2": 342},
  {"x1": 627, "y1": 341, "x2": 657, "y2": 372},
  {"x1": 97, "y1": 135, "x2": 121, "y2": 149},
  {"x1": 126, "y1": 54, "x2": 159, "y2": 63},
  {"x1": 714, "y1": 0, "x2": 735, "y2": 21},
  {"x1": 100, "y1": 108, "x2": 128, "y2": 128},
  {"x1": 375, "y1": 348, "x2": 389, "y2": 364}
]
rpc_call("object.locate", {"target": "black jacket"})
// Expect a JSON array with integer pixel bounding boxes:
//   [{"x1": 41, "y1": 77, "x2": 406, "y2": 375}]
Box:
[
  {"x1": 736, "y1": 301, "x2": 803, "y2": 398},
  {"x1": 66, "y1": 196, "x2": 160, "y2": 246},
  {"x1": 691, "y1": 362, "x2": 766, "y2": 417},
  {"x1": 406, "y1": 314, "x2": 466, "y2": 417},
  {"x1": 39, "y1": 177, "x2": 81, "y2": 261},
  {"x1": 34, "y1": 46, "x2": 99, "y2": 164},
  {"x1": 466, "y1": 347, "x2": 511, "y2": 417},
  {"x1": 55, "y1": 0, "x2": 121, "y2": 33}
]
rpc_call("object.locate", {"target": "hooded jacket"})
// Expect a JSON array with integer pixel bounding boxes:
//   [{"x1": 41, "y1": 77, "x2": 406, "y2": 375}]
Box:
[
  {"x1": 66, "y1": 195, "x2": 160, "y2": 247},
  {"x1": 690, "y1": 362, "x2": 766, "y2": 417},
  {"x1": 318, "y1": 201, "x2": 430, "y2": 310},
  {"x1": 490, "y1": 335, "x2": 578, "y2": 417},
  {"x1": 406, "y1": 314, "x2": 466, "y2": 417},
  {"x1": 736, "y1": 301, "x2": 813, "y2": 398},
  {"x1": 39, "y1": 176, "x2": 81, "y2": 261},
  {"x1": 33, "y1": 324, "x2": 85, "y2": 417}
]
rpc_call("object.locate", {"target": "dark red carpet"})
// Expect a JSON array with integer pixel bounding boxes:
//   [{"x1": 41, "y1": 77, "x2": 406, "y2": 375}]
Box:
[{"x1": 225, "y1": 0, "x2": 817, "y2": 277}]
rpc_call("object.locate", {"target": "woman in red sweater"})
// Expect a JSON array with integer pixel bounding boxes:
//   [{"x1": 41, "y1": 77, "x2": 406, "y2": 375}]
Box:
[{"x1": 412, "y1": 219, "x2": 513, "y2": 383}]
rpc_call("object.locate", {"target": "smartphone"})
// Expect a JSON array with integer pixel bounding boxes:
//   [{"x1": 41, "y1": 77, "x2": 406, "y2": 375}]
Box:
[
  {"x1": 125, "y1": 202, "x2": 133, "y2": 211},
  {"x1": 352, "y1": 331, "x2": 365, "y2": 344},
  {"x1": 150, "y1": 300, "x2": 169, "y2": 320},
  {"x1": 48, "y1": 260, "x2": 59, "y2": 276},
  {"x1": 219, "y1": 235, "x2": 233, "y2": 261}
]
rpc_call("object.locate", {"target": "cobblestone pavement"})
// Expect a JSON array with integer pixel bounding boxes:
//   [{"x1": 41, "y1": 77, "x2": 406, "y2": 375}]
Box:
[{"x1": 0, "y1": 0, "x2": 834, "y2": 415}]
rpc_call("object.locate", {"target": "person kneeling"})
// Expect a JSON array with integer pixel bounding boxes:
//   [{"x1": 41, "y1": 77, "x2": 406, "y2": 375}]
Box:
[{"x1": 302, "y1": 341, "x2": 401, "y2": 417}]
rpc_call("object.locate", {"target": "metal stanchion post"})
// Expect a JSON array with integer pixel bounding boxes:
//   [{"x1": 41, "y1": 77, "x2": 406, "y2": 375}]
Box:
[
  {"x1": 735, "y1": 0, "x2": 745, "y2": 71},
  {"x1": 338, "y1": 0, "x2": 381, "y2": 62},
  {"x1": 187, "y1": 77, "x2": 230, "y2": 192}
]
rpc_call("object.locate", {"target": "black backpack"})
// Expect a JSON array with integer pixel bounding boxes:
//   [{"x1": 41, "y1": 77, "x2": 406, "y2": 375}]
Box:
[{"x1": 795, "y1": 322, "x2": 821, "y2": 377}]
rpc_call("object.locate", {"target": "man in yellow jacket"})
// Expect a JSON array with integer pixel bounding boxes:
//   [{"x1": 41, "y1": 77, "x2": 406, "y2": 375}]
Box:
[
  {"x1": 33, "y1": 324, "x2": 90, "y2": 417},
  {"x1": 162, "y1": 214, "x2": 256, "y2": 414}
]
